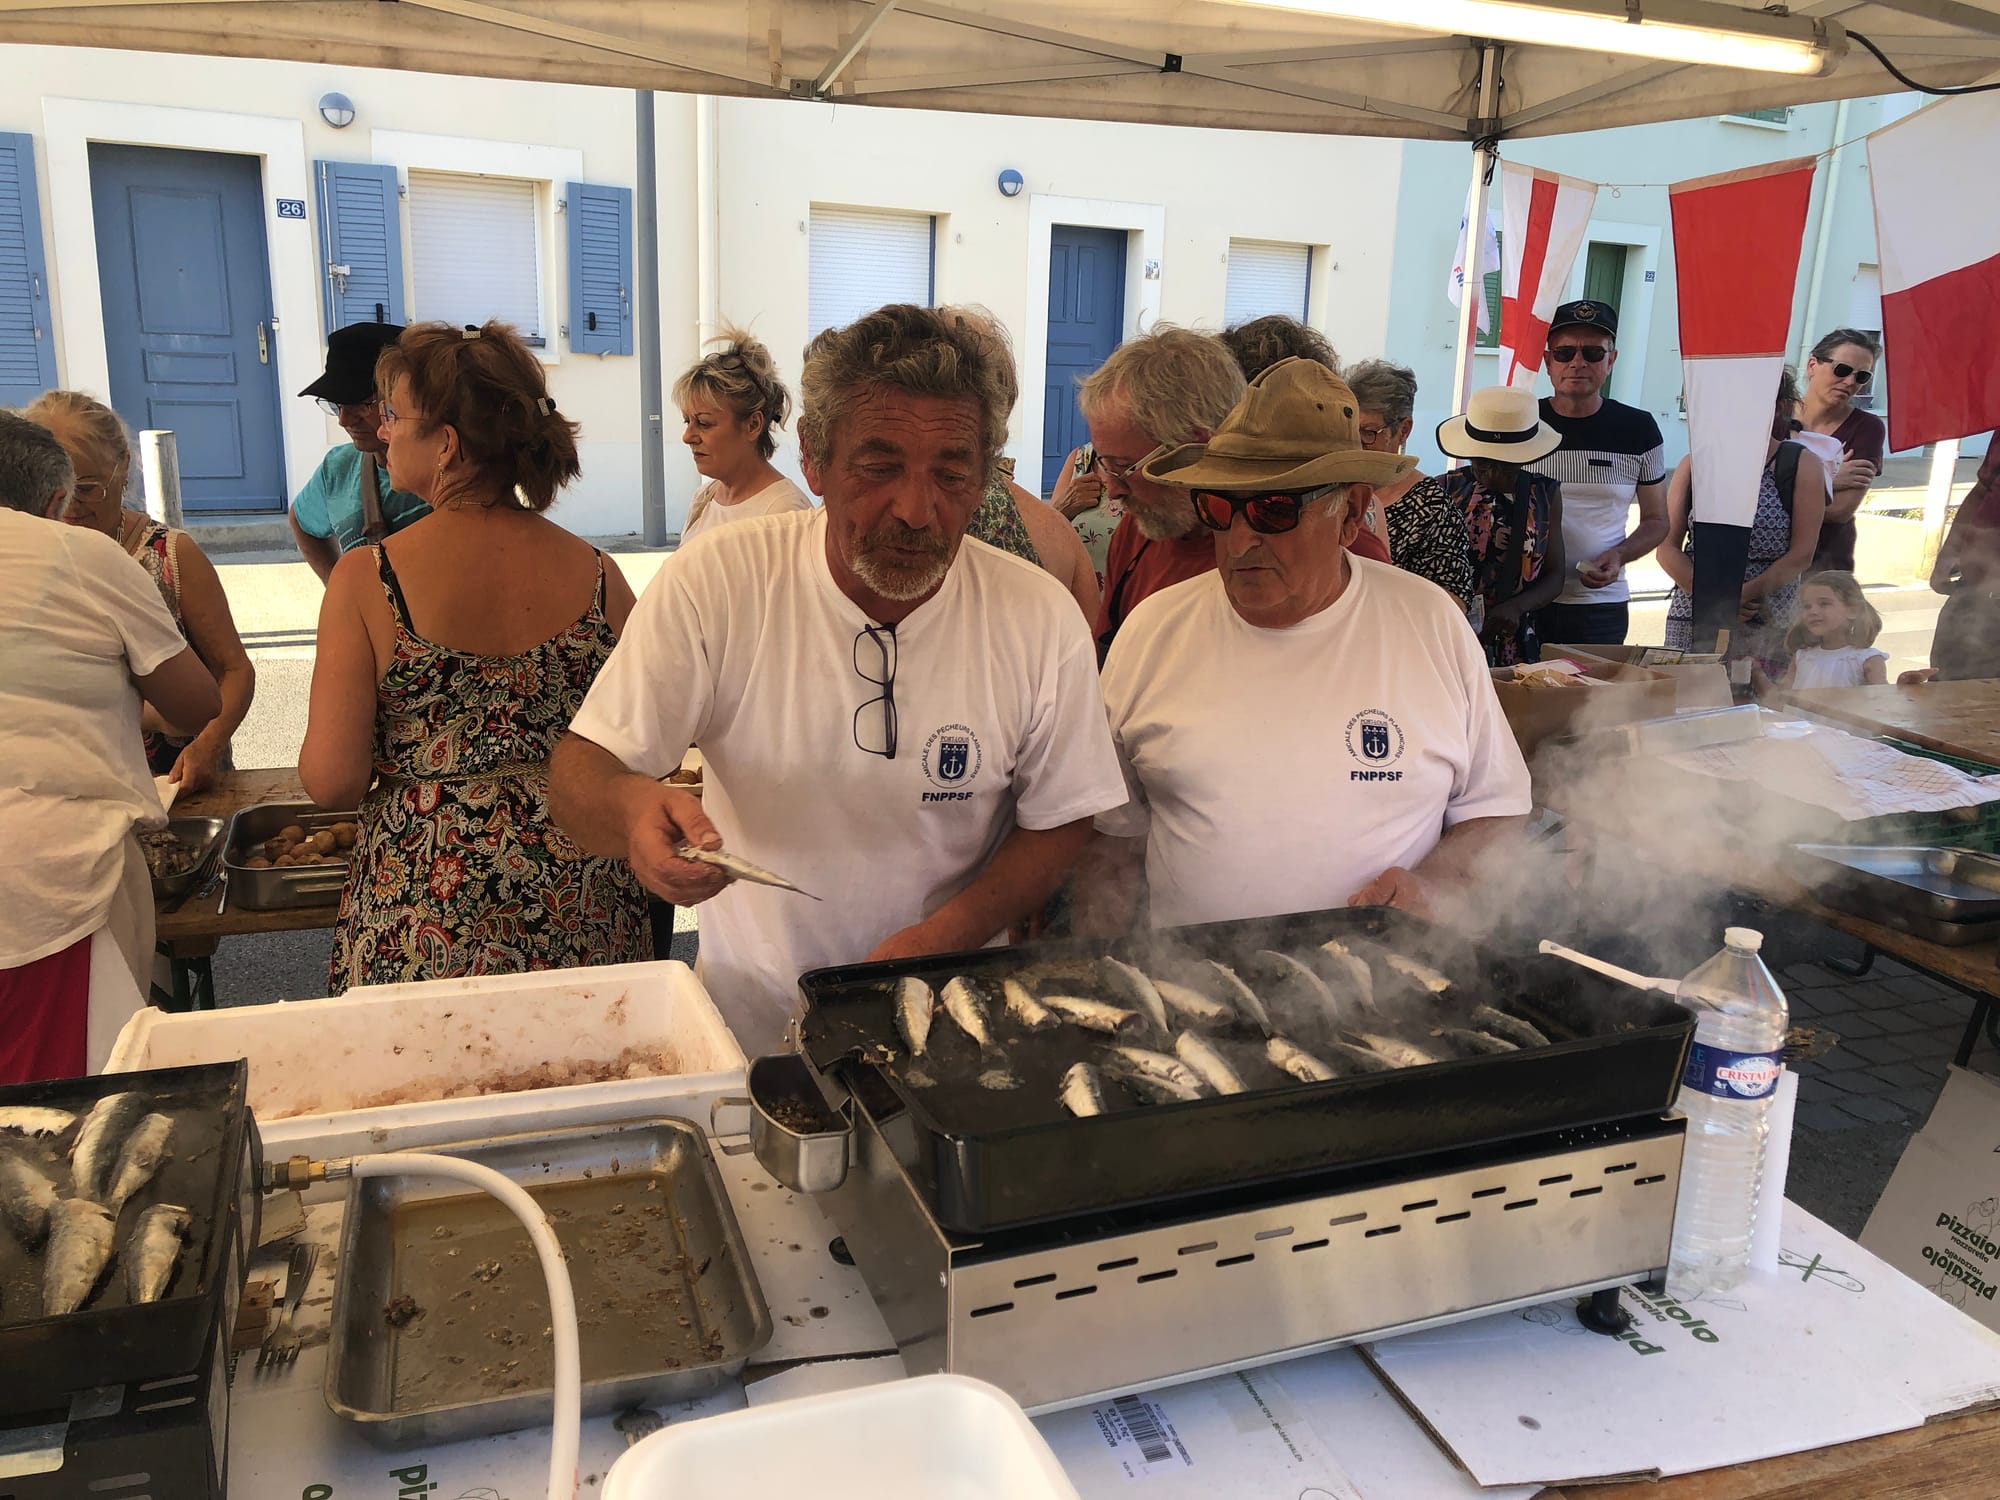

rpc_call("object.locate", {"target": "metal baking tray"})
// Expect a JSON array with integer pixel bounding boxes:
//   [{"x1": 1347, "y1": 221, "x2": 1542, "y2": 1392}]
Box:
[
  {"x1": 142, "y1": 815, "x2": 227, "y2": 901},
  {"x1": 0, "y1": 1061, "x2": 260, "y2": 1415},
  {"x1": 796, "y1": 906, "x2": 1695, "y2": 1234},
  {"x1": 222, "y1": 801, "x2": 355, "y2": 911},
  {"x1": 1792, "y1": 843, "x2": 2000, "y2": 939},
  {"x1": 326, "y1": 1120, "x2": 772, "y2": 1447}
]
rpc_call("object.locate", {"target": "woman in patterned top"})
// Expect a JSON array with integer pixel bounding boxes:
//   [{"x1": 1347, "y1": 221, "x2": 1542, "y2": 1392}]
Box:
[
  {"x1": 1433, "y1": 386, "x2": 1568, "y2": 667},
  {"x1": 300, "y1": 321, "x2": 652, "y2": 991},
  {"x1": 26, "y1": 390, "x2": 255, "y2": 794}
]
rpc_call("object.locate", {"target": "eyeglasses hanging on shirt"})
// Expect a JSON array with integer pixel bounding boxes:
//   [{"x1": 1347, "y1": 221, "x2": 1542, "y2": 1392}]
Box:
[{"x1": 853, "y1": 623, "x2": 899, "y2": 760}]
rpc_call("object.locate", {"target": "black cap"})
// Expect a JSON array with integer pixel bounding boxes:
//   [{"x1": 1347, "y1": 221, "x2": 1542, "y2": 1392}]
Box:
[
  {"x1": 1549, "y1": 299, "x2": 1617, "y2": 339},
  {"x1": 300, "y1": 321, "x2": 405, "y2": 405}
]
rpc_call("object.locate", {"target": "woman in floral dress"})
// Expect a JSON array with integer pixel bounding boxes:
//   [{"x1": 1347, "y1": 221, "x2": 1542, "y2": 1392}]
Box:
[{"x1": 300, "y1": 322, "x2": 651, "y2": 990}]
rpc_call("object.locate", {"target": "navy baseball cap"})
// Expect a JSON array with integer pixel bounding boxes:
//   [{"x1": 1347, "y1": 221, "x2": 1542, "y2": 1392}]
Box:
[{"x1": 1549, "y1": 299, "x2": 1617, "y2": 339}]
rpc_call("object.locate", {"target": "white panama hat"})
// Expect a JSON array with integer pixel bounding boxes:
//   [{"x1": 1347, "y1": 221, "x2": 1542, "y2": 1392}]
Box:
[{"x1": 1436, "y1": 385, "x2": 1562, "y2": 464}]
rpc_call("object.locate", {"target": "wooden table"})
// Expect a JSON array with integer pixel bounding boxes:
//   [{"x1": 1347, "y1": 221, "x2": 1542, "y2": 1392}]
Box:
[
  {"x1": 1790, "y1": 680, "x2": 2000, "y2": 768},
  {"x1": 153, "y1": 767, "x2": 341, "y2": 1007},
  {"x1": 1542, "y1": 1403, "x2": 2000, "y2": 1498}
]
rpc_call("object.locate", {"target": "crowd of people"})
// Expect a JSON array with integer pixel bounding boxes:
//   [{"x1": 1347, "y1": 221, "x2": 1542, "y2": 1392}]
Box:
[{"x1": 0, "y1": 289, "x2": 1986, "y2": 1076}]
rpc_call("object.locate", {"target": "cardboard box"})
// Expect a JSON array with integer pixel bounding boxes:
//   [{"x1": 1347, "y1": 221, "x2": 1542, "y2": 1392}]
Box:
[
  {"x1": 1490, "y1": 655, "x2": 1679, "y2": 756},
  {"x1": 1861, "y1": 1065, "x2": 2000, "y2": 1333},
  {"x1": 1543, "y1": 643, "x2": 1734, "y2": 713}
]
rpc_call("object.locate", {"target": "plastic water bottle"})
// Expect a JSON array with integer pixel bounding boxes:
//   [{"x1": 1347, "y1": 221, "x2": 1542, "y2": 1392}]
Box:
[{"x1": 1665, "y1": 927, "x2": 1788, "y2": 1298}]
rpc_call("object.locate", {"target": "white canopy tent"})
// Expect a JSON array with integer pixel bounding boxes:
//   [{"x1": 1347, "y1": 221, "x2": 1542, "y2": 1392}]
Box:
[
  {"x1": 6, "y1": 0, "x2": 1994, "y2": 569},
  {"x1": 0, "y1": 0, "x2": 1995, "y2": 139}
]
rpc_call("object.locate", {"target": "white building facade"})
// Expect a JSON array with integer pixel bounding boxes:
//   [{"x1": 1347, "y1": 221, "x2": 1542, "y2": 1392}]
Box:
[{"x1": 0, "y1": 42, "x2": 1921, "y2": 540}]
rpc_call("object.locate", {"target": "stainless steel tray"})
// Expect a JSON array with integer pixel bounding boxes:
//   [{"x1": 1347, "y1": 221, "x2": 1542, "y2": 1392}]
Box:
[
  {"x1": 1791, "y1": 843, "x2": 2000, "y2": 940},
  {"x1": 221, "y1": 801, "x2": 355, "y2": 911},
  {"x1": 143, "y1": 815, "x2": 227, "y2": 901},
  {"x1": 326, "y1": 1120, "x2": 772, "y2": 1447}
]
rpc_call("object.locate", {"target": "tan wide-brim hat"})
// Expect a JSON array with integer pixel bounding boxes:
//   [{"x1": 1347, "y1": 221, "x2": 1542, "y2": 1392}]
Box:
[
  {"x1": 1436, "y1": 384, "x2": 1563, "y2": 464},
  {"x1": 1142, "y1": 357, "x2": 1418, "y2": 492}
]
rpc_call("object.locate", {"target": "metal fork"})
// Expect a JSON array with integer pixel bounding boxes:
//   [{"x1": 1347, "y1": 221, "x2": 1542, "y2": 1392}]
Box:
[{"x1": 258, "y1": 1241, "x2": 320, "y2": 1370}]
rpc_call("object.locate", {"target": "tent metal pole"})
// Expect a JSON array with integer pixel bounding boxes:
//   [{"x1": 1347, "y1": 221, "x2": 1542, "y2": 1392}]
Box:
[
  {"x1": 636, "y1": 87, "x2": 667, "y2": 548},
  {"x1": 1448, "y1": 45, "x2": 1501, "y2": 452}
]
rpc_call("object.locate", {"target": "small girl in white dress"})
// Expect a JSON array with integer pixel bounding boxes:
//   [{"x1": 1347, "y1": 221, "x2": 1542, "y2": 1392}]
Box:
[{"x1": 1764, "y1": 570, "x2": 1888, "y2": 695}]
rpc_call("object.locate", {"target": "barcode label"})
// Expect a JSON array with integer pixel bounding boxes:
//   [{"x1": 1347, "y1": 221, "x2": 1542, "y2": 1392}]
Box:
[
  {"x1": 1091, "y1": 1392, "x2": 1191, "y2": 1478},
  {"x1": 1116, "y1": 1395, "x2": 1171, "y2": 1464}
]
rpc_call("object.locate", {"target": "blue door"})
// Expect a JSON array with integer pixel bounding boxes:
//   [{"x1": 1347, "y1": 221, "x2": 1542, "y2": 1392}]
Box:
[
  {"x1": 90, "y1": 144, "x2": 286, "y2": 515},
  {"x1": 1041, "y1": 225, "x2": 1127, "y2": 495}
]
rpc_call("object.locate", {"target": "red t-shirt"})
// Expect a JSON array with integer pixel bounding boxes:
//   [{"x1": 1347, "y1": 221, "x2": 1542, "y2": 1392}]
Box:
[{"x1": 1094, "y1": 517, "x2": 1391, "y2": 652}]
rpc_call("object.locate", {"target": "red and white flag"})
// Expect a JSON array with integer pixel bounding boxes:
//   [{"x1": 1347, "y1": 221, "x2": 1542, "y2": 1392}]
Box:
[
  {"x1": 1670, "y1": 157, "x2": 1818, "y2": 528},
  {"x1": 1867, "y1": 94, "x2": 2000, "y2": 451},
  {"x1": 1496, "y1": 162, "x2": 1598, "y2": 390}
]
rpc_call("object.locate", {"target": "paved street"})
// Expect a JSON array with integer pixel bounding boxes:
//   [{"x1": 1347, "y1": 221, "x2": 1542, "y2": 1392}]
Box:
[{"x1": 194, "y1": 539, "x2": 1979, "y2": 1243}]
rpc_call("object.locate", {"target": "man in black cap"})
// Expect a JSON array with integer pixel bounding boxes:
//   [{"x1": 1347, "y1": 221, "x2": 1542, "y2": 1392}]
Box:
[
  {"x1": 288, "y1": 321, "x2": 430, "y2": 583},
  {"x1": 1526, "y1": 299, "x2": 1668, "y2": 648}
]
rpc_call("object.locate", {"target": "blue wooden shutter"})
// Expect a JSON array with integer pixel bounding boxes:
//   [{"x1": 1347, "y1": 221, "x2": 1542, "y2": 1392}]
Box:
[
  {"x1": 315, "y1": 160, "x2": 406, "y2": 333},
  {"x1": 0, "y1": 132, "x2": 57, "y2": 408},
  {"x1": 567, "y1": 181, "x2": 633, "y2": 356}
]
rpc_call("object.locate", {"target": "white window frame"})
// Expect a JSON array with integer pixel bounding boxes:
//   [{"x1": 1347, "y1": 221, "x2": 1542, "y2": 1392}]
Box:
[
  {"x1": 806, "y1": 204, "x2": 938, "y2": 340},
  {"x1": 1223, "y1": 238, "x2": 1315, "y2": 325},
  {"x1": 370, "y1": 130, "x2": 583, "y2": 367}
]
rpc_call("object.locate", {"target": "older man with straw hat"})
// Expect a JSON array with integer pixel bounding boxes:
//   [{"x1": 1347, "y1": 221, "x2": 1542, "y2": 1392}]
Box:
[{"x1": 1076, "y1": 358, "x2": 1531, "y2": 933}]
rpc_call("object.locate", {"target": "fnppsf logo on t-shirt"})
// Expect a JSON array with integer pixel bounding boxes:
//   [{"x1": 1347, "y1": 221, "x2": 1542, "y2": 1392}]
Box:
[
  {"x1": 922, "y1": 723, "x2": 983, "y2": 802},
  {"x1": 1345, "y1": 709, "x2": 1405, "y2": 782}
]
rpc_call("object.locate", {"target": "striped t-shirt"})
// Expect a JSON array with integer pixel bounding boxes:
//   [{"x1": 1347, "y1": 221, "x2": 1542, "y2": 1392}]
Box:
[{"x1": 1531, "y1": 398, "x2": 1666, "y2": 605}]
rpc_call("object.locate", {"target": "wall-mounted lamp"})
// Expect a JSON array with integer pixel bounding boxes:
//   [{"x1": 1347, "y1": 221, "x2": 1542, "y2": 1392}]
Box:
[
  {"x1": 997, "y1": 168, "x2": 1024, "y2": 199},
  {"x1": 319, "y1": 92, "x2": 357, "y2": 129}
]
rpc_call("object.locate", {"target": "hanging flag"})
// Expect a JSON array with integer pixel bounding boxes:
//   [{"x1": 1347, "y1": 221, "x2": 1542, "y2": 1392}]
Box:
[
  {"x1": 1446, "y1": 189, "x2": 1501, "y2": 335},
  {"x1": 1496, "y1": 162, "x2": 1598, "y2": 390},
  {"x1": 1670, "y1": 157, "x2": 1819, "y2": 530},
  {"x1": 1867, "y1": 93, "x2": 2000, "y2": 451}
]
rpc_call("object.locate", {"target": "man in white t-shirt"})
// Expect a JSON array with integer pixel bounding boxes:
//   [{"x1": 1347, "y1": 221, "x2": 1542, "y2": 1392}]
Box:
[
  {"x1": 553, "y1": 305, "x2": 1127, "y2": 1053},
  {"x1": 1079, "y1": 359, "x2": 1532, "y2": 934}
]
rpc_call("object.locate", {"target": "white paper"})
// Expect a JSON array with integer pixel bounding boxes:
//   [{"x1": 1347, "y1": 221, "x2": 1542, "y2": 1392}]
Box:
[
  {"x1": 1751, "y1": 1068, "x2": 1799, "y2": 1273},
  {"x1": 153, "y1": 772, "x2": 179, "y2": 813},
  {"x1": 1037, "y1": 1367, "x2": 1362, "y2": 1497},
  {"x1": 1664, "y1": 726, "x2": 2000, "y2": 821},
  {"x1": 745, "y1": 1353, "x2": 907, "y2": 1407},
  {"x1": 1362, "y1": 1202, "x2": 2000, "y2": 1489}
]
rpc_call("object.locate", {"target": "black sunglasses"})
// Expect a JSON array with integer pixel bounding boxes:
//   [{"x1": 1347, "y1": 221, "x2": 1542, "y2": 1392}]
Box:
[
  {"x1": 1191, "y1": 485, "x2": 1338, "y2": 536},
  {"x1": 1825, "y1": 360, "x2": 1873, "y2": 388},
  {"x1": 853, "y1": 623, "x2": 898, "y2": 760},
  {"x1": 1546, "y1": 344, "x2": 1610, "y2": 365}
]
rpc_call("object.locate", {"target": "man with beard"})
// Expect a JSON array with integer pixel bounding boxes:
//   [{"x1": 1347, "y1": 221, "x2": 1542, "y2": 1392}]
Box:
[
  {"x1": 1085, "y1": 325, "x2": 1387, "y2": 659},
  {"x1": 552, "y1": 305, "x2": 1126, "y2": 1053}
]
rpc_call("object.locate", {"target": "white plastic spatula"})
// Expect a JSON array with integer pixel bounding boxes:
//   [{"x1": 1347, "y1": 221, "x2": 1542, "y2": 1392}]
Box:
[{"x1": 1537, "y1": 939, "x2": 1681, "y2": 998}]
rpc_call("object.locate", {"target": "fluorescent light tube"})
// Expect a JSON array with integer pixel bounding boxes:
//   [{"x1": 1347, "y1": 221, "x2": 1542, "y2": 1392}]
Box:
[{"x1": 1233, "y1": 0, "x2": 1841, "y2": 76}]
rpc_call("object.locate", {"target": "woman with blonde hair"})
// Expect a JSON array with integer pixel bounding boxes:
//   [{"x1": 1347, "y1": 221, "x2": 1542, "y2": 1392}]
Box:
[
  {"x1": 24, "y1": 389, "x2": 255, "y2": 794},
  {"x1": 300, "y1": 321, "x2": 652, "y2": 991},
  {"x1": 674, "y1": 326, "x2": 809, "y2": 542}
]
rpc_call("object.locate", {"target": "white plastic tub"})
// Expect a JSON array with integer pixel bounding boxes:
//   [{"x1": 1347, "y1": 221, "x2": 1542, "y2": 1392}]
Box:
[
  {"x1": 604, "y1": 1374, "x2": 1082, "y2": 1500},
  {"x1": 108, "y1": 960, "x2": 746, "y2": 1161}
]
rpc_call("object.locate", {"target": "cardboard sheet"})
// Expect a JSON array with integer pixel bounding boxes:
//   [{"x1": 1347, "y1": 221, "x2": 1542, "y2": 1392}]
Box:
[{"x1": 1363, "y1": 1201, "x2": 2000, "y2": 1489}]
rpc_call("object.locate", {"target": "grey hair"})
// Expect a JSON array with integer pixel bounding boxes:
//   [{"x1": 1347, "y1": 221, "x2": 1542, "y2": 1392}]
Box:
[
  {"x1": 1810, "y1": 327, "x2": 1882, "y2": 362},
  {"x1": 1078, "y1": 325, "x2": 1246, "y2": 448},
  {"x1": 1343, "y1": 359, "x2": 1419, "y2": 428},
  {"x1": 798, "y1": 304, "x2": 1016, "y2": 473},
  {"x1": 1218, "y1": 315, "x2": 1338, "y2": 381},
  {"x1": 673, "y1": 323, "x2": 792, "y2": 460},
  {"x1": 0, "y1": 409, "x2": 75, "y2": 516}
]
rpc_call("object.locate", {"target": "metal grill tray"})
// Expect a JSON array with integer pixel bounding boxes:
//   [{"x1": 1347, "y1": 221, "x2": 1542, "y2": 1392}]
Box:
[
  {"x1": 1791, "y1": 843, "x2": 2000, "y2": 930},
  {"x1": 0, "y1": 1061, "x2": 260, "y2": 1414},
  {"x1": 221, "y1": 801, "x2": 355, "y2": 911},
  {"x1": 326, "y1": 1120, "x2": 772, "y2": 1447},
  {"x1": 796, "y1": 907, "x2": 1695, "y2": 1235}
]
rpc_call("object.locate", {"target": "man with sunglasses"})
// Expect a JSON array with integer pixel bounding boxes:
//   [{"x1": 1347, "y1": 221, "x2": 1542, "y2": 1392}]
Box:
[
  {"x1": 553, "y1": 305, "x2": 1125, "y2": 1054},
  {"x1": 1527, "y1": 300, "x2": 1668, "y2": 647},
  {"x1": 1077, "y1": 359, "x2": 1530, "y2": 936},
  {"x1": 288, "y1": 321, "x2": 431, "y2": 583}
]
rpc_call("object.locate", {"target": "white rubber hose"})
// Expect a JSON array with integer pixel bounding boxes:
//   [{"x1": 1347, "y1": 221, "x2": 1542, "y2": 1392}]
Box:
[{"x1": 347, "y1": 1153, "x2": 579, "y2": 1500}]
